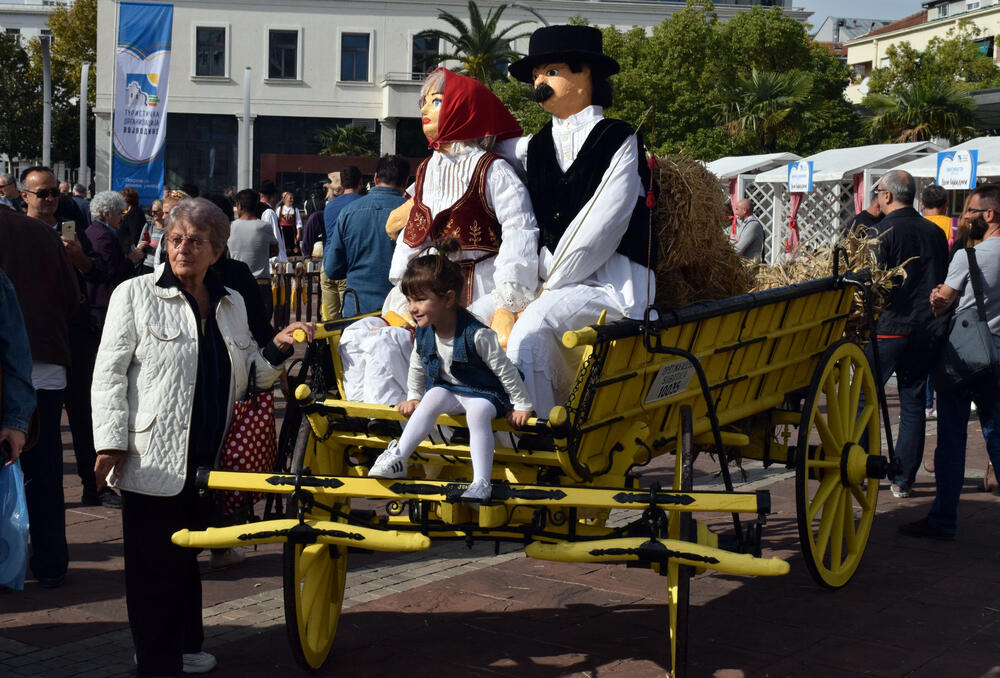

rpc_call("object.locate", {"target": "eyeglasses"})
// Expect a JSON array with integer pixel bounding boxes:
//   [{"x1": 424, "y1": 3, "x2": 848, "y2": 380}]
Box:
[
  {"x1": 871, "y1": 188, "x2": 887, "y2": 197},
  {"x1": 0, "y1": 182, "x2": 13, "y2": 189},
  {"x1": 151, "y1": 209, "x2": 164, "y2": 216},
  {"x1": 966, "y1": 207, "x2": 990, "y2": 214},
  {"x1": 24, "y1": 188, "x2": 59, "y2": 199},
  {"x1": 167, "y1": 235, "x2": 207, "y2": 250}
]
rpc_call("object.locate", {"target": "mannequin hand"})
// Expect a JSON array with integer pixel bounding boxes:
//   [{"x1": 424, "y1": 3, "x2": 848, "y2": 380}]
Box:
[{"x1": 490, "y1": 308, "x2": 517, "y2": 351}]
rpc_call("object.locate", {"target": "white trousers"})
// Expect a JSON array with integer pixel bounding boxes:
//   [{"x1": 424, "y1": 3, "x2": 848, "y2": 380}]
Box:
[
  {"x1": 338, "y1": 317, "x2": 412, "y2": 405},
  {"x1": 397, "y1": 387, "x2": 497, "y2": 483},
  {"x1": 505, "y1": 284, "x2": 624, "y2": 418}
]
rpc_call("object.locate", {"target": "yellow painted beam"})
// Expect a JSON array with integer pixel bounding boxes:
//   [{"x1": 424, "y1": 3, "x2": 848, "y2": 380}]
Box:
[
  {"x1": 172, "y1": 519, "x2": 430, "y2": 551},
  {"x1": 525, "y1": 538, "x2": 789, "y2": 577}
]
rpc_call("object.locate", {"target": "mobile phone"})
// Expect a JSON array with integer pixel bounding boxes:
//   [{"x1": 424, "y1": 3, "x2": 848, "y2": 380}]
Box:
[{"x1": 61, "y1": 220, "x2": 76, "y2": 241}]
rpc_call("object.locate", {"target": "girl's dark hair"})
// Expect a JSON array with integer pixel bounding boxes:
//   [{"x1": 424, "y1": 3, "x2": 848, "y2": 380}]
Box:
[{"x1": 401, "y1": 237, "x2": 464, "y2": 300}]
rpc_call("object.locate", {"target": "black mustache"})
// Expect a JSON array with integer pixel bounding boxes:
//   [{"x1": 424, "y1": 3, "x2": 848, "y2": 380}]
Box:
[{"x1": 531, "y1": 83, "x2": 555, "y2": 103}]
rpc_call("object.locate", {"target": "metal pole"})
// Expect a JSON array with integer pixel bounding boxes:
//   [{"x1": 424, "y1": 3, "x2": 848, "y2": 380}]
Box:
[
  {"x1": 80, "y1": 61, "x2": 90, "y2": 186},
  {"x1": 241, "y1": 66, "x2": 251, "y2": 188},
  {"x1": 42, "y1": 35, "x2": 51, "y2": 167}
]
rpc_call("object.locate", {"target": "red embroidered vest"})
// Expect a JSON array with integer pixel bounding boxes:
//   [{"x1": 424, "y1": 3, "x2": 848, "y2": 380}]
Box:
[
  {"x1": 403, "y1": 152, "x2": 502, "y2": 253},
  {"x1": 278, "y1": 206, "x2": 297, "y2": 228}
]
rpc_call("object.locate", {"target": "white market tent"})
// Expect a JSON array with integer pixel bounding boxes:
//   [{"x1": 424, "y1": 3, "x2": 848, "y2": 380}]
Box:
[
  {"x1": 753, "y1": 141, "x2": 941, "y2": 264},
  {"x1": 705, "y1": 153, "x2": 802, "y2": 263},
  {"x1": 890, "y1": 135, "x2": 1000, "y2": 179}
]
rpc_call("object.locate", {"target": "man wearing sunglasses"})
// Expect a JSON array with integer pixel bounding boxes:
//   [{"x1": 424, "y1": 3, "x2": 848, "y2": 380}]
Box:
[{"x1": 867, "y1": 170, "x2": 949, "y2": 500}]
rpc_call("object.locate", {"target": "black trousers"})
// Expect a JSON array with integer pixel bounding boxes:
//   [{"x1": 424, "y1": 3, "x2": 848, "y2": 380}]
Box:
[
  {"x1": 20, "y1": 388, "x2": 69, "y2": 580},
  {"x1": 65, "y1": 322, "x2": 100, "y2": 494},
  {"x1": 122, "y1": 472, "x2": 209, "y2": 677}
]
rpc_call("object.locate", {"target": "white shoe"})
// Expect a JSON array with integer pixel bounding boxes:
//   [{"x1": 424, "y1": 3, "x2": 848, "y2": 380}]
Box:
[
  {"x1": 183, "y1": 651, "x2": 217, "y2": 674},
  {"x1": 209, "y1": 548, "x2": 246, "y2": 570},
  {"x1": 368, "y1": 440, "x2": 408, "y2": 479},
  {"x1": 460, "y1": 478, "x2": 492, "y2": 502}
]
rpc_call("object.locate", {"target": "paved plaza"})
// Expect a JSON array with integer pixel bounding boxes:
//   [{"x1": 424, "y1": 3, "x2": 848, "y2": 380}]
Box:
[{"x1": 2, "y1": 389, "x2": 1000, "y2": 677}]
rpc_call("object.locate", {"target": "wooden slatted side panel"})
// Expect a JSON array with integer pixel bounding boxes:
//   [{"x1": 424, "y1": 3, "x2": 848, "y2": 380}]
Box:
[{"x1": 565, "y1": 284, "x2": 856, "y2": 480}]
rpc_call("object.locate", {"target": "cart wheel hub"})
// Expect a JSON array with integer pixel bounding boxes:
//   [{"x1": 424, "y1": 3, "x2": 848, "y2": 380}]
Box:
[{"x1": 840, "y1": 444, "x2": 870, "y2": 486}]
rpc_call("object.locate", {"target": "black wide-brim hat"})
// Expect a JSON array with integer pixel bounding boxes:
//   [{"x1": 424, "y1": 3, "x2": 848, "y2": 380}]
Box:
[{"x1": 508, "y1": 25, "x2": 620, "y2": 84}]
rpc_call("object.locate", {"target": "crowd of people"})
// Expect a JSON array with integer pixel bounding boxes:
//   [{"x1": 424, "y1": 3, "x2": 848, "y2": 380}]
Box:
[{"x1": 0, "y1": 22, "x2": 998, "y2": 678}]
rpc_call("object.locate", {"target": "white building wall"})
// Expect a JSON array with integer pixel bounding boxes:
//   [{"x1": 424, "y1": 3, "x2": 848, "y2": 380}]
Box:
[{"x1": 94, "y1": 0, "x2": 812, "y2": 191}]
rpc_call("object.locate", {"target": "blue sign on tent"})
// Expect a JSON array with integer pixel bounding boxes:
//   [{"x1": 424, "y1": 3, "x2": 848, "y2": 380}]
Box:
[{"x1": 936, "y1": 149, "x2": 978, "y2": 190}]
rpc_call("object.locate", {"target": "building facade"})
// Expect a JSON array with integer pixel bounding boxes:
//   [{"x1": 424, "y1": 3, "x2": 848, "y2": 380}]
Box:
[
  {"x1": 845, "y1": 0, "x2": 1000, "y2": 102},
  {"x1": 0, "y1": 0, "x2": 69, "y2": 44},
  {"x1": 94, "y1": 0, "x2": 811, "y2": 197}
]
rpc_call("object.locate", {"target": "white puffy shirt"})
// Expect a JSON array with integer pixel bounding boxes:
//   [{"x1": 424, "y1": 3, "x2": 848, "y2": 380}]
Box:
[
  {"x1": 504, "y1": 105, "x2": 654, "y2": 317},
  {"x1": 390, "y1": 143, "x2": 539, "y2": 313}
]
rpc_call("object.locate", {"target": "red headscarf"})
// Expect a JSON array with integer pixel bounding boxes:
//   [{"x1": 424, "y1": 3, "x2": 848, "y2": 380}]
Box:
[{"x1": 425, "y1": 68, "x2": 522, "y2": 150}]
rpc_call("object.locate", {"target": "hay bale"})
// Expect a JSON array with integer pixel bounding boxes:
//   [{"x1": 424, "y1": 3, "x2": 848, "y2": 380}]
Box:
[{"x1": 653, "y1": 155, "x2": 755, "y2": 308}]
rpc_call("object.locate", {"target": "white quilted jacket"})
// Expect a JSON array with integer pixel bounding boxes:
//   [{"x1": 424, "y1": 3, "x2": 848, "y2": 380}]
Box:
[{"x1": 92, "y1": 266, "x2": 285, "y2": 496}]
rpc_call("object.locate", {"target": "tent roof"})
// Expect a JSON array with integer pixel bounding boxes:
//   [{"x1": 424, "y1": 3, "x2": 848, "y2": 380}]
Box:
[
  {"x1": 889, "y1": 136, "x2": 1000, "y2": 179},
  {"x1": 705, "y1": 152, "x2": 801, "y2": 179},
  {"x1": 754, "y1": 141, "x2": 941, "y2": 184}
]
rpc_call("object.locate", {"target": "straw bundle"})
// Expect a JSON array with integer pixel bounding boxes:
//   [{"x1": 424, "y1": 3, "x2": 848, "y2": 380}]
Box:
[
  {"x1": 652, "y1": 155, "x2": 755, "y2": 308},
  {"x1": 752, "y1": 227, "x2": 911, "y2": 337}
]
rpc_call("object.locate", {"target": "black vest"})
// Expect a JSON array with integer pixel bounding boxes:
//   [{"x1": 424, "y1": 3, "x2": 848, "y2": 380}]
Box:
[{"x1": 526, "y1": 117, "x2": 656, "y2": 269}]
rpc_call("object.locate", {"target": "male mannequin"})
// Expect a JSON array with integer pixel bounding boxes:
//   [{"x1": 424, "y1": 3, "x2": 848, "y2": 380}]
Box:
[{"x1": 503, "y1": 25, "x2": 656, "y2": 415}]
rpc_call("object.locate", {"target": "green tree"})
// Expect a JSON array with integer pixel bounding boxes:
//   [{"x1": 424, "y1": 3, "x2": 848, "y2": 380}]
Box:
[
  {"x1": 863, "y1": 81, "x2": 977, "y2": 144},
  {"x1": 0, "y1": 33, "x2": 41, "y2": 162},
  {"x1": 27, "y1": 0, "x2": 97, "y2": 165},
  {"x1": 717, "y1": 69, "x2": 813, "y2": 153},
  {"x1": 317, "y1": 125, "x2": 378, "y2": 156},
  {"x1": 416, "y1": 1, "x2": 531, "y2": 83}
]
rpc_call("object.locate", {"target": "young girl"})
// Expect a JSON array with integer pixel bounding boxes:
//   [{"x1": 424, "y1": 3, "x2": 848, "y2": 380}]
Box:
[{"x1": 367, "y1": 239, "x2": 534, "y2": 502}]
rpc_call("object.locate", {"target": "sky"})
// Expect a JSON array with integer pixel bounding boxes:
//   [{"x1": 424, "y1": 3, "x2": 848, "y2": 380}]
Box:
[{"x1": 792, "y1": 0, "x2": 924, "y2": 32}]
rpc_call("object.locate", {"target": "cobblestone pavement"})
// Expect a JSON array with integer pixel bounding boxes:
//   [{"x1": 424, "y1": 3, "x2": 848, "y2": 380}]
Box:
[{"x1": 2, "y1": 390, "x2": 999, "y2": 677}]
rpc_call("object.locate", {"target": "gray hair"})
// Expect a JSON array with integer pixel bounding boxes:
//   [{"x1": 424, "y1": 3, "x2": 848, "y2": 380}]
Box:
[
  {"x1": 72, "y1": 183, "x2": 87, "y2": 195},
  {"x1": 879, "y1": 170, "x2": 915, "y2": 205},
  {"x1": 90, "y1": 190, "x2": 126, "y2": 221},
  {"x1": 0, "y1": 173, "x2": 13, "y2": 185},
  {"x1": 164, "y1": 196, "x2": 230, "y2": 251},
  {"x1": 419, "y1": 68, "x2": 495, "y2": 152}
]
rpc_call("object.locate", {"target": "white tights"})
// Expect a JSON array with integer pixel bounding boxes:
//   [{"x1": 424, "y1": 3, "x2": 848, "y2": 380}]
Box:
[{"x1": 397, "y1": 387, "x2": 497, "y2": 483}]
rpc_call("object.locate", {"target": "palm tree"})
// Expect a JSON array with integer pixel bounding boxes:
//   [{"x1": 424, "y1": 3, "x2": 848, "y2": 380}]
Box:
[
  {"x1": 862, "y1": 80, "x2": 977, "y2": 144},
  {"x1": 316, "y1": 125, "x2": 377, "y2": 156},
  {"x1": 716, "y1": 69, "x2": 813, "y2": 153},
  {"x1": 415, "y1": 1, "x2": 532, "y2": 83}
]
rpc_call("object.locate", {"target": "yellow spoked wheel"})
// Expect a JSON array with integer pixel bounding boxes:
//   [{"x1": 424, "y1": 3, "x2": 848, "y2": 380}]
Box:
[
  {"x1": 667, "y1": 405, "x2": 694, "y2": 678},
  {"x1": 282, "y1": 431, "x2": 349, "y2": 670},
  {"x1": 795, "y1": 340, "x2": 881, "y2": 589}
]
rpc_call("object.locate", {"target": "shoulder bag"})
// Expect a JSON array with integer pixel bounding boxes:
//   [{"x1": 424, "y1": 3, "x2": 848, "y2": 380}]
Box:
[
  {"x1": 216, "y1": 363, "x2": 278, "y2": 519},
  {"x1": 932, "y1": 248, "x2": 999, "y2": 395}
]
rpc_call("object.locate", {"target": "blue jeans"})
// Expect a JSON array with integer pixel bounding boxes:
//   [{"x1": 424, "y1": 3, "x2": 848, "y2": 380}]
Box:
[
  {"x1": 928, "y1": 345, "x2": 1000, "y2": 534},
  {"x1": 867, "y1": 336, "x2": 935, "y2": 490}
]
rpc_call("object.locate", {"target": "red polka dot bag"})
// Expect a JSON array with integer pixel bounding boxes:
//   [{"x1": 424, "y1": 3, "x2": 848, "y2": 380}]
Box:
[{"x1": 216, "y1": 364, "x2": 277, "y2": 517}]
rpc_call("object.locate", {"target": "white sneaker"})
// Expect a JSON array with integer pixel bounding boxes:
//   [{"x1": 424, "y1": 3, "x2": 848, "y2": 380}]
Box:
[
  {"x1": 368, "y1": 440, "x2": 408, "y2": 479},
  {"x1": 183, "y1": 651, "x2": 217, "y2": 674},
  {"x1": 209, "y1": 548, "x2": 246, "y2": 570},
  {"x1": 460, "y1": 478, "x2": 492, "y2": 502}
]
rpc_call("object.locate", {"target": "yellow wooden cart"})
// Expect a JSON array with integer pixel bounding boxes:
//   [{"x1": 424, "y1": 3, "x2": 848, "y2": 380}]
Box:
[{"x1": 173, "y1": 264, "x2": 893, "y2": 677}]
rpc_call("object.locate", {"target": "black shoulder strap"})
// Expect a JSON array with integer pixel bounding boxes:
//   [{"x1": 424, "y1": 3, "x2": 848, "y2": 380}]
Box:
[{"x1": 966, "y1": 247, "x2": 988, "y2": 322}]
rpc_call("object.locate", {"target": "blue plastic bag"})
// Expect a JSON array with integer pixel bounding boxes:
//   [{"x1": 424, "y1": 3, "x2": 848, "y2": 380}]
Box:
[{"x1": 0, "y1": 460, "x2": 29, "y2": 590}]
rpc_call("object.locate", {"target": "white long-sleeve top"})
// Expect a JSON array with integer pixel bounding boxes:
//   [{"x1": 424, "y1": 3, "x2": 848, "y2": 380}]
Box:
[
  {"x1": 504, "y1": 105, "x2": 653, "y2": 318},
  {"x1": 406, "y1": 327, "x2": 534, "y2": 412},
  {"x1": 389, "y1": 143, "x2": 539, "y2": 313},
  {"x1": 261, "y1": 207, "x2": 288, "y2": 263}
]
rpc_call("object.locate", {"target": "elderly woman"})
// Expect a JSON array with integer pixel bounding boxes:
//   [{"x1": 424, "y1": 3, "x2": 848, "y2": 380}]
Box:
[
  {"x1": 91, "y1": 197, "x2": 314, "y2": 677},
  {"x1": 137, "y1": 198, "x2": 167, "y2": 274},
  {"x1": 85, "y1": 191, "x2": 147, "y2": 328}
]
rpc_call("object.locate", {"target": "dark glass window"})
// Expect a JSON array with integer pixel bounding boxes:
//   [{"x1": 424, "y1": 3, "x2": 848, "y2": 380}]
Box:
[
  {"x1": 411, "y1": 36, "x2": 438, "y2": 79},
  {"x1": 341, "y1": 33, "x2": 370, "y2": 81},
  {"x1": 195, "y1": 27, "x2": 226, "y2": 77},
  {"x1": 269, "y1": 30, "x2": 298, "y2": 79}
]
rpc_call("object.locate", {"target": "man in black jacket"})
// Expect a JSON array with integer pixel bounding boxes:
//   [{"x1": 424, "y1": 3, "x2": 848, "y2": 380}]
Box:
[{"x1": 869, "y1": 170, "x2": 949, "y2": 498}]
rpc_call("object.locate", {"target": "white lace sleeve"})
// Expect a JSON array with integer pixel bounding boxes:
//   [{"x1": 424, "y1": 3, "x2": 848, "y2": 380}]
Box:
[
  {"x1": 490, "y1": 281, "x2": 534, "y2": 313},
  {"x1": 483, "y1": 159, "x2": 540, "y2": 301}
]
